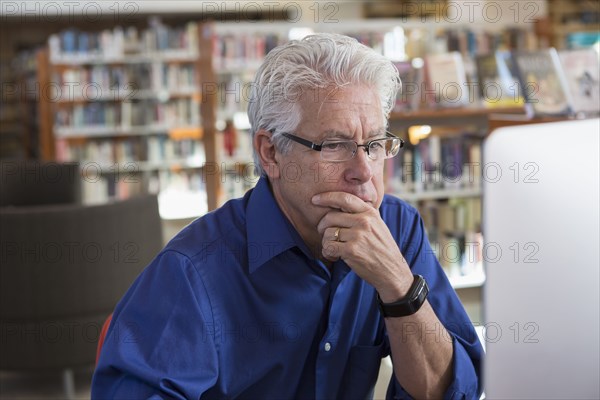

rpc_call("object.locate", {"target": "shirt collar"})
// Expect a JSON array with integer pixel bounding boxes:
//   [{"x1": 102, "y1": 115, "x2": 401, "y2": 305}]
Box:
[{"x1": 246, "y1": 176, "x2": 314, "y2": 273}]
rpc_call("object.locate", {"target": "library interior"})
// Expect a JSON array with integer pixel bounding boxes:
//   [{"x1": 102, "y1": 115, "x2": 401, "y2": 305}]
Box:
[{"x1": 0, "y1": 1, "x2": 598, "y2": 399}]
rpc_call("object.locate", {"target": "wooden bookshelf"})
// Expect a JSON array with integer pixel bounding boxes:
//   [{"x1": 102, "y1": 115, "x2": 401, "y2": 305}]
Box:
[
  {"x1": 23, "y1": 18, "x2": 545, "y2": 228},
  {"x1": 37, "y1": 49, "x2": 54, "y2": 161},
  {"x1": 35, "y1": 19, "x2": 219, "y2": 218},
  {"x1": 198, "y1": 23, "x2": 219, "y2": 212}
]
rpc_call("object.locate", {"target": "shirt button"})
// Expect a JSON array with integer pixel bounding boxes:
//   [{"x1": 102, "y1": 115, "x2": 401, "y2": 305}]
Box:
[{"x1": 324, "y1": 342, "x2": 332, "y2": 352}]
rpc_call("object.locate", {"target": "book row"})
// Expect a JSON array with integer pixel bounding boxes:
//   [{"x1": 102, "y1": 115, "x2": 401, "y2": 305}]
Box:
[
  {"x1": 54, "y1": 98, "x2": 201, "y2": 132},
  {"x1": 392, "y1": 47, "x2": 599, "y2": 115},
  {"x1": 440, "y1": 27, "x2": 539, "y2": 57},
  {"x1": 52, "y1": 63, "x2": 198, "y2": 101},
  {"x1": 49, "y1": 18, "x2": 199, "y2": 61},
  {"x1": 386, "y1": 133, "x2": 483, "y2": 194},
  {"x1": 56, "y1": 136, "x2": 205, "y2": 167},
  {"x1": 418, "y1": 198, "x2": 483, "y2": 277},
  {"x1": 211, "y1": 26, "x2": 538, "y2": 71},
  {"x1": 212, "y1": 46, "x2": 598, "y2": 117},
  {"x1": 212, "y1": 33, "x2": 285, "y2": 71}
]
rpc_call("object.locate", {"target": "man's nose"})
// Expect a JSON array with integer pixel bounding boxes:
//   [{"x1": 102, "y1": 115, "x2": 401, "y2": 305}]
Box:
[{"x1": 344, "y1": 147, "x2": 373, "y2": 183}]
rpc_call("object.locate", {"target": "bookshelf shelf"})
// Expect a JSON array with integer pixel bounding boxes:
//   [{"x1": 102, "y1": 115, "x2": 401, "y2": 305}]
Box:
[
  {"x1": 50, "y1": 51, "x2": 199, "y2": 66},
  {"x1": 54, "y1": 88, "x2": 200, "y2": 104},
  {"x1": 555, "y1": 23, "x2": 600, "y2": 35},
  {"x1": 54, "y1": 125, "x2": 201, "y2": 138},
  {"x1": 389, "y1": 107, "x2": 528, "y2": 132},
  {"x1": 393, "y1": 187, "x2": 482, "y2": 202},
  {"x1": 390, "y1": 106, "x2": 525, "y2": 121}
]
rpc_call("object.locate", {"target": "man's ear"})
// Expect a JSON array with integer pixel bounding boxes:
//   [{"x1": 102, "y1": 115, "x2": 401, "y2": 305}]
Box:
[{"x1": 254, "y1": 129, "x2": 280, "y2": 179}]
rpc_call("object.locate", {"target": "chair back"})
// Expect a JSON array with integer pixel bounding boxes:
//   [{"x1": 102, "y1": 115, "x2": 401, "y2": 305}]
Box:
[
  {"x1": 0, "y1": 195, "x2": 163, "y2": 370},
  {"x1": 0, "y1": 161, "x2": 81, "y2": 207}
]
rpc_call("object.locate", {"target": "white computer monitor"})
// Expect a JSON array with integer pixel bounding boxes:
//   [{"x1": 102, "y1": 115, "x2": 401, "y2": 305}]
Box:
[{"x1": 482, "y1": 118, "x2": 600, "y2": 399}]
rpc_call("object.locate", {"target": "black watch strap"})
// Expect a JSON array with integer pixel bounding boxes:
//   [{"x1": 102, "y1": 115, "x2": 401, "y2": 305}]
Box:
[{"x1": 377, "y1": 274, "x2": 429, "y2": 318}]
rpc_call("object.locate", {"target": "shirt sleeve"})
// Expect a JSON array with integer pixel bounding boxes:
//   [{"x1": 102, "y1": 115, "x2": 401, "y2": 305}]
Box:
[
  {"x1": 91, "y1": 250, "x2": 219, "y2": 399},
  {"x1": 386, "y1": 209, "x2": 484, "y2": 399}
]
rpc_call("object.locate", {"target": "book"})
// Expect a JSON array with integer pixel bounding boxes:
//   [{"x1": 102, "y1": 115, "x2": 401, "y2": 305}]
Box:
[
  {"x1": 393, "y1": 61, "x2": 424, "y2": 112},
  {"x1": 494, "y1": 51, "x2": 525, "y2": 107},
  {"x1": 61, "y1": 29, "x2": 78, "y2": 55},
  {"x1": 424, "y1": 52, "x2": 470, "y2": 108},
  {"x1": 558, "y1": 48, "x2": 600, "y2": 116},
  {"x1": 513, "y1": 49, "x2": 573, "y2": 116},
  {"x1": 476, "y1": 51, "x2": 524, "y2": 108}
]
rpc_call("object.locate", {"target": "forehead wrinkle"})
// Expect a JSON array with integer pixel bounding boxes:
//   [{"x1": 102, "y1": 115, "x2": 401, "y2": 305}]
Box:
[{"x1": 299, "y1": 85, "x2": 384, "y2": 142}]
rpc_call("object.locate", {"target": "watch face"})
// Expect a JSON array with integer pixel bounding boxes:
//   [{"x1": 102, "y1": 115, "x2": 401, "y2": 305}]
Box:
[
  {"x1": 416, "y1": 278, "x2": 429, "y2": 301},
  {"x1": 412, "y1": 280, "x2": 426, "y2": 301}
]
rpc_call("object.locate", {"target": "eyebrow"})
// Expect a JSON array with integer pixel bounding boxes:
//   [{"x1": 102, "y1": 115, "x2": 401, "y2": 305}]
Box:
[
  {"x1": 319, "y1": 129, "x2": 386, "y2": 141},
  {"x1": 320, "y1": 130, "x2": 352, "y2": 141}
]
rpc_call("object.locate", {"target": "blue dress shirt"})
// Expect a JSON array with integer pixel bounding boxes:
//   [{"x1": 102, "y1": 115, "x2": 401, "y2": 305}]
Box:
[{"x1": 92, "y1": 176, "x2": 483, "y2": 399}]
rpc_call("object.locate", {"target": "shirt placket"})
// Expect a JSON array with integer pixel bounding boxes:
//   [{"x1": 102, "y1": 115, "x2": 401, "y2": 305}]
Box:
[{"x1": 314, "y1": 260, "x2": 351, "y2": 399}]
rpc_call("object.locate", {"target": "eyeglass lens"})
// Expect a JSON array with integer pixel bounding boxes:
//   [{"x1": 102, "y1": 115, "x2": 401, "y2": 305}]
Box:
[{"x1": 320, "y1": 138, "x2": 400, "y2": 161}]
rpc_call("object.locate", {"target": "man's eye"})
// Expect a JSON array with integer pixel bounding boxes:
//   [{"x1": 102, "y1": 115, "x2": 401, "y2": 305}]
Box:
[
  {"x1": 322, "y1": 142, "x2": 344, "y2": 151},
  {"x1": 370, "y1": 141, "x2": 385, "y2": 150}
]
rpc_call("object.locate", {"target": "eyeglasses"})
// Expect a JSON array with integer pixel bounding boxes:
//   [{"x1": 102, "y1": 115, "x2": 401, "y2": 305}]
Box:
[{"x1": 280, "y1": 131, "x2": 404, "y2": 162}]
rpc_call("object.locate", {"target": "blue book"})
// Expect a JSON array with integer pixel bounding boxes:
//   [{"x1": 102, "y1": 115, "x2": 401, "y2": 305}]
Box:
[
  {"x1": 78, "y1": 32, "x2": 89, "y2": 54},
  {"x1": 62, "y1": 29, "x2": 77, "y2": 54}
]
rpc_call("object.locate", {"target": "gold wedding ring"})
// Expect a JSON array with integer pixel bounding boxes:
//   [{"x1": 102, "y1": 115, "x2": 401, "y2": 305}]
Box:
[{"x1": 333, "y1": 227, "x2": 341, "y2": 242}]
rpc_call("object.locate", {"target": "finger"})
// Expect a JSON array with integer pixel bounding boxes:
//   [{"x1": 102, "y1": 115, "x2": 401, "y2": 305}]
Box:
[
  {"x1": 317, "y1": 211, "x2": 358, "y2": 235},
  {"x1": 328, "y1": 227, "x2": 363, "y2": 248},
  {"x1": 322, "y1": 239, "x2": 343, "y2": 261},
  {"x1": 325, "y1": 226, "x2": 345, "y2": 243},
  {"x1": 312, "y1": 192, "x2": 370, "y2": 213}
]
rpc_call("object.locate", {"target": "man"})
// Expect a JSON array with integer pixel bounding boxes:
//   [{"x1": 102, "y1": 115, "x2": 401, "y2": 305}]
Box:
[{"x1": 92, "y1": 33, "x2": 483, "y2": 399}]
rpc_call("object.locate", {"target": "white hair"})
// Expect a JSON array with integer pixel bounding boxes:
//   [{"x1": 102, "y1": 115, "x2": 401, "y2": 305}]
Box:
[{"x1": 247, "y1": 33, "x2": 401, "y2": 176}]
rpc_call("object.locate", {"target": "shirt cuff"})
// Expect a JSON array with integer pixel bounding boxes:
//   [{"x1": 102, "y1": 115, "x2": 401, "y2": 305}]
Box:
[
  {"x1": 386, "y1": 335, "x2": 481, "y2": 400},
  {"x1": 441, "y1": 335, "x2": 482, "y2": 400}
]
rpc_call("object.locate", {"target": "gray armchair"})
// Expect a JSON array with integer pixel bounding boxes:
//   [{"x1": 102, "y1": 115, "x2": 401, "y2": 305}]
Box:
[{"x1": 0, "y1": 194, "x2": 163, "y2": 395}]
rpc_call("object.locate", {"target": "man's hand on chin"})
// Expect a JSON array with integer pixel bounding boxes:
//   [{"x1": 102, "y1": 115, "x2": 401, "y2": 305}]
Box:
[{"x1": 312, "y1": 192, "x2": 413, "y2": 300}]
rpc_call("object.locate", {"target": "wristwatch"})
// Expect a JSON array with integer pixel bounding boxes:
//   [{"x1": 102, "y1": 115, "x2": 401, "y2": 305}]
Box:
[{"x1": 377, "y1": 274, "x2": 429, "y2": 318}]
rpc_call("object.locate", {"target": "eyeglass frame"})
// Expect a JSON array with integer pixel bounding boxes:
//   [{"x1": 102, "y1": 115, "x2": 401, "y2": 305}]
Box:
[{"x1": 279, "y1": 131, "x2": 404, "y2": 162}]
